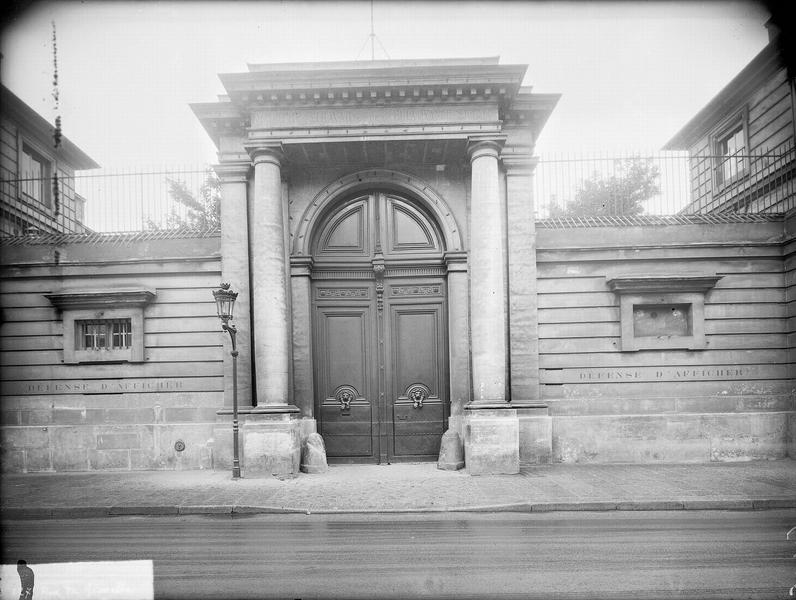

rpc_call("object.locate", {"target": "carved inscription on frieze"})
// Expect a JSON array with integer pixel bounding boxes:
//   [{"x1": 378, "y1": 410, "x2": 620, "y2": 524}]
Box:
[
  {"x1": 576, "y1": 367, "x2": 750, "y2": 381},
  {"x1": 317, "y1": 288, "x2": 369, "y2": 299},
  {"x1": 253, "y1": 105, "x2": 494, "y2": 129},
  {"x1": 542, "y1": 365, "x2": 787, "y2": 386},
  {"x1": 6, "y1": 379, "x2": 187, "y2": 395}
]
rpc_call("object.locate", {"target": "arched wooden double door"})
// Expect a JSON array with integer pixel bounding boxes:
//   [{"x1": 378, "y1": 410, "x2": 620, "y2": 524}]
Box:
[{"x1": 311, "y1": 191, "x2": 448, "y2": 463}]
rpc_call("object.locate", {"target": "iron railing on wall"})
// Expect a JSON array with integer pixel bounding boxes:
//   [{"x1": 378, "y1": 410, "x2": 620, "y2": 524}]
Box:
[
  {"x1": 1, "y1": 167, "x2": 216, "y2": 236},
  {"x1": 534, "y1": 141, "x2": 795, "y2": 219},
  {"x1": 1, "y1": 144, "x2": 794, "y2": 237}
]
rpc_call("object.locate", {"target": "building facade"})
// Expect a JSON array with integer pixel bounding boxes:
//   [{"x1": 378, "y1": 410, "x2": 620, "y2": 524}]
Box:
[
  {"x1": 664, "y1": 22, "x2": 796, "y2": 214},
  {"x1": 1, "y1": 57, "x2": 794, "y2": 475},
  {"x1": 1, "y1": 86, "x2": 99, "y2": 235}
]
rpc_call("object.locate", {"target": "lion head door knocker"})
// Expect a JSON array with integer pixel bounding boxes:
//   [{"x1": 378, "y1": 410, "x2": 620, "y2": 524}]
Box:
[
  {"x1": 334, "y1": 385, "x2": 358, "y2": 410},
  {"x1": 406, "y1": 383, "x2": 430, "y2": 409}
]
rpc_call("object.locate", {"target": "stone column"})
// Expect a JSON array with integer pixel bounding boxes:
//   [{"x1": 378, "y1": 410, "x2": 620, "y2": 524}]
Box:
[
  {"x1": 504, "y1": 153, "x2": 552, "y2": 465},
  {"x1": 444, "y1": 251, "x2": 470, "y2": 439},
  {"x1": 290, "y1": 255, "x2": 318, "y2": 442},
  {"x1": 250, "y1": 146, "x2": 292, "y2": 407},
  {"x1": 468, "y1": 137, "x2": 509, "y2": 403},
  {"x1": 243, "y1": 144, "x2": 300, "y2": 476},
  {"x1": 464, "y1": 136, "x2": 519, "y2": 475},
  {"x1": 215, "y1": 162, "x2": 253, "y2": 409}
]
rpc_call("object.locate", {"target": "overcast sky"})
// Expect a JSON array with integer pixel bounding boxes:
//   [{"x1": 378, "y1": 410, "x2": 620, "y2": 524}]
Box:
[{"x1": 0, "y1": 1, "x2": 772, "y2": 170}]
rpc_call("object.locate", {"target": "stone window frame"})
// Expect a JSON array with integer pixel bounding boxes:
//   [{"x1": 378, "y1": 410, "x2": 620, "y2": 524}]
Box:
[
  {"x1": 45, "y1": 289, "x2": 155, "y2": 364},
  {"x1": 607, "y1": 275, "x2": 721, "y2": 352}
]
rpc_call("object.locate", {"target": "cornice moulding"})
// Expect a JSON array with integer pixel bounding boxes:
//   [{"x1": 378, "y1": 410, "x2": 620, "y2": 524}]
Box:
[
  {"x1": 46, "y1": 289, "x2": 157, "y2": 309},
  {"x1": 606, "y1": 275, "x2": 722, "y2": 294},
  {"x1": 219, "y1": 63, "x2": 527, "y2": 91}
]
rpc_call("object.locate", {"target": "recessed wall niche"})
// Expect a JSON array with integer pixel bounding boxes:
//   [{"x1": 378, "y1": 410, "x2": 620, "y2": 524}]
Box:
[{"x1": 607, "y1": 275, "x2": 722, "y2": 351}]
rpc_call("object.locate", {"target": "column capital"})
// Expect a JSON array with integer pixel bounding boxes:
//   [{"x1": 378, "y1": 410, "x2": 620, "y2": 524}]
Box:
[
  {"x1": 246, "y1": 144, "x2": 285, "y2": 166},
  {"x1": 213, "y1": 161, "x2": 251, "y2": 183},
  {"x1": 444, "y1": 251, "x2": 468, "y2": 272},
  {"x1": 289, "y1": 255, "x2": 314, "y2": 277},
  {"x1": 501, "y1": 153, "x2": 539, "y2": 176},
  {"x1": 467, "y1": 135, "x2": 506, "y2": 162}
]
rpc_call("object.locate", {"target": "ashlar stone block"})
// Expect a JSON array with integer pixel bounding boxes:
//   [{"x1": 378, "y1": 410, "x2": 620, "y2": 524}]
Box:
[
  {"x1": 464, "y1": 409, "x2": 519, "y2": 475},
  {"x1": 518, "y1": 414, "x2": 552, "y2": 465},
  {"x1": 242, "y1": 414, "x2": 301, "y2": 477}
]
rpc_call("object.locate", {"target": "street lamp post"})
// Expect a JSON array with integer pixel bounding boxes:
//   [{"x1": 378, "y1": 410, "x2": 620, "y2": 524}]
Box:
[{"x1": 213, "y1": 283, "x2": 241, "y2": 479}]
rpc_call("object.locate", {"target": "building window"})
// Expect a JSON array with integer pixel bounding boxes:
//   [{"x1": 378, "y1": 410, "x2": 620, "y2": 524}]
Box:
[
  {"x1": 45, "y1": 289, "x2": 155, "y2": 363},
  {"x1": 712, "y1": 113, "x2": 748, "y2": 188},
  {"x1": 20, "y1": 143, "x2": 51, "y2": 207},
  {"x1": 77, "y1": 319, "x2": 133, "y2": 350}
]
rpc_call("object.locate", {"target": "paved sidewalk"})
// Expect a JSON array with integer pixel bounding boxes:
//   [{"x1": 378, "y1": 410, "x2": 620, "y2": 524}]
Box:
[{"x1": 2, "y1": 460, "x2": 795, "y2": 519}]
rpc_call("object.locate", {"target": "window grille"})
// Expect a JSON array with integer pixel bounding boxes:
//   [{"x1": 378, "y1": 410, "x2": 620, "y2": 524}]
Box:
[{"x1": 77, "y1": 318, "x2": 132, "y2": 350}]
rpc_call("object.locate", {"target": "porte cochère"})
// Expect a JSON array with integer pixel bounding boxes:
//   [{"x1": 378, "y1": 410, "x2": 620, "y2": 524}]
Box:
[
  {"x1": 312, "y1": 192, "x2": 448, "y2": 462},
  {"x1": 191, "y1": 57, "x2": 560, "y2": 475}
]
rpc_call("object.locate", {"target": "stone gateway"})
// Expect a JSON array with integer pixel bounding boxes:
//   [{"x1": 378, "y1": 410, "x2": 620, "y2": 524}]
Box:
[{"x1": 1, "y1": 55, "x2": 793, "y2": 475}]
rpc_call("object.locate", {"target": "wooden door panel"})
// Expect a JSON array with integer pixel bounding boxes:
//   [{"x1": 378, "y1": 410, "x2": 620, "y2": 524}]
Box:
[
  {"x1": 311, "y1": 193, "x2": 449, "y2": 464},
  {"x1": 321, "y1": 407, "x2": 374, "y2": 457},
  {"x1": 315, "y1": 307, "x2": 374, "y2": 458},
  {"x1": 391, "y1": 308, "x2": 439, "y2": 387},
  {"x1": 388, "y1": 301, "x2": 447, "y2": 459},
  {"x1": 393, "y1": 402, "x2": 445, "y2": 456}
]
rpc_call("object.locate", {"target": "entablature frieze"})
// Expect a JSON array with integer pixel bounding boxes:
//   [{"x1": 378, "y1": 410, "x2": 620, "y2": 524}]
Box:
[
  {"x1": 249, "y1": 104, "x2": 498, "y2": 130},
  {"x1": 247, "y1": 123, "x2": 503, "y2": 146}
]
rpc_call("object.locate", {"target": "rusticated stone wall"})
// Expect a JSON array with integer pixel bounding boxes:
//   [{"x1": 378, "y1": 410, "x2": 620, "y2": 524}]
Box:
[
  {"x1": 536, "y1": 216, "x2": 795, "y2": 463},
  {"x1": 2, "y1": 215, "x2": 794, "y2": 472},
  {"x1": 1, "y1": 234, "x2": 224, "y2": 472}
]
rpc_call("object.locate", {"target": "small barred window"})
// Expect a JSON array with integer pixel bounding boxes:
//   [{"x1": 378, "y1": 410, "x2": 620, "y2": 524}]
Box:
[{"x1": 77, "y1": 319, "x2": 132, "y2": 350}]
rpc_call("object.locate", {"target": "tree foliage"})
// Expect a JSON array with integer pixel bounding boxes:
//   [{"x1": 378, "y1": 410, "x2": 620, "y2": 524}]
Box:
[
  {"x1": 548, "y1": 158, "x2": 660, "y2": 217},
  {"x1": 148, "y1": 169, "x2": 221, "y2": 230}
]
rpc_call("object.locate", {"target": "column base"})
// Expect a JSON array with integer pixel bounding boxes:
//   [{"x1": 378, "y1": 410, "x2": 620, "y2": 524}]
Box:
[
  {"x1": 464, "y1": 407, "x2": 519, "y2": 475},
  {"x1": 241, "y1": 411, "x2": 300, "y2": 477},
  {"x1": 213, "y1": 412, "x2": 315, "y2": 476}
]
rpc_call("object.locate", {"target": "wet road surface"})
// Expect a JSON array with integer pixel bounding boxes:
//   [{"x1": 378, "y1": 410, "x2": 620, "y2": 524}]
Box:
[{"x1": 3, "y1": 510, "x2": 795, "y2": 599}]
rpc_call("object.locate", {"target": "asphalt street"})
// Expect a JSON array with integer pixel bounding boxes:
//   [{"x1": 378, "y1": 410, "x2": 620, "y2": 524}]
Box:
[{"x1": 2, "y1": 510, "x2": 795, "y2": 600}]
